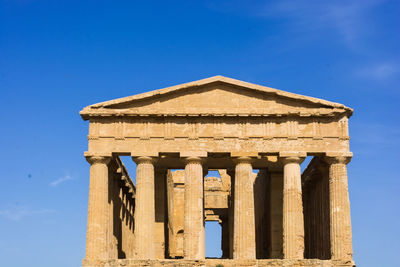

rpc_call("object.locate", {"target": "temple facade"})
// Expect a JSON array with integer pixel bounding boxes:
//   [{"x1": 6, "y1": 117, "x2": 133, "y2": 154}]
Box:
[{"x1": 80, "y1": 76, "x2": 355, "y2": 266}]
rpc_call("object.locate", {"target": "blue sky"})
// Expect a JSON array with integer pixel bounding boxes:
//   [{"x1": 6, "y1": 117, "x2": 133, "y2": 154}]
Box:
[{"x1": 0, "y1": 0, "x2": 399, "y2": 266}]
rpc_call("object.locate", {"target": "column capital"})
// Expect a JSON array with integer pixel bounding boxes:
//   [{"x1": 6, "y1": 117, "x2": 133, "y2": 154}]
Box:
[
  {"x1": 324, "y1": 152, "x2": 352, "y2": 165},
  {"x1": 233, "y1": 156, "x2": 253, "y2": 165},
  {"x1": 231, "y1": 151, "x2": 258, "y2": 158},
  {"x1": 85, "y1": 155, "x2": 111, "y2": 165},
  {"x1": 280, "y1": 156, "x2": 305, "y2": 165},
  {"x1": 184, "y1": 156, "x2": 204, "y2": 164},
  {"x1": 180, "y1": 151, "x2": 207, "y2": 158},
  {"x1": 132, "y1": 156, "x2": 157, "y2": 165}
]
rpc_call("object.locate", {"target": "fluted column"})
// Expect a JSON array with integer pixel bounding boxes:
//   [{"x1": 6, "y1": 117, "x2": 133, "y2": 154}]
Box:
[
  {"x1": 183, "y1": 157, "x2": 205, "y2": 260},
  {"x1": 325, "y1": 156, "x2": 353, "y2": 261},
  {"x1": 233, "y1": 157, "x2": 256, "y2": 259},
  {"x1": 85, "y1": 155, "x2": 111, "y2": 259},
  {"x1": 133, "y1": 156, "x2": 156, "y2": 259},
  {"x1": 282, "y1": 156, "x2": 305, "y2": 259},
  {"x1": 226, "y1": 168, "x2": 235, "y2": 259}
]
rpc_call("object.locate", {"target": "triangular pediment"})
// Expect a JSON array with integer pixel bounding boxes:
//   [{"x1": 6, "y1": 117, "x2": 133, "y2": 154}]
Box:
[{"x1": 80, "y1": 76, "x2": 352, "y2": 120}]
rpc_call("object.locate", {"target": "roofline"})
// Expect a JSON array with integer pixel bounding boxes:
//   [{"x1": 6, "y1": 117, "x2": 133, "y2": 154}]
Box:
[{"x1": 80, "y1": 75, "x2": 353, "y2": 120}]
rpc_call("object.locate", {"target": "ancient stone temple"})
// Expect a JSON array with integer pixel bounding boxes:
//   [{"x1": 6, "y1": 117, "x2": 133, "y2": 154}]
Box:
[{"x1": 80, "y1": 76, "x2": 355, "y2": 267}]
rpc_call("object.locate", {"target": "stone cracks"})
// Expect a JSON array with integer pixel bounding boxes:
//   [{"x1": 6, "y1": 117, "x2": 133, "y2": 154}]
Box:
[{"x1": 82, "y1": 259, "x2": 355, "y2": 267}]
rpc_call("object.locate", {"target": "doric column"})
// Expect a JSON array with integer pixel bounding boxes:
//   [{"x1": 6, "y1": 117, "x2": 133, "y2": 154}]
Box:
[
  {"x1": 226, "y1": 168, "x2": 235, "y2": 259},
  {"x1": 233, "y1": 157, "x2": 256, "y2": 259},
  {"x1": 133, "y1": 156, "x2": 156, "y2": 259},
  {"x1": 183, "y1": 157, "x2": 205, "y2": 260},
  {"x1": 281, "y1": 154, "x2": 305, "y2": 259},
  {"x1": 85, "y1": 155, "x2": 111, "y2": 259},
  {"x1": 325, "y1": 155, "x2": 353, "y2": 261}
]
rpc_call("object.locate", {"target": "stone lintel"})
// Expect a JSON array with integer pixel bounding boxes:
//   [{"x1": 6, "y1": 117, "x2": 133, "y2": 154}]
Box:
[
  {"x1": 325, "y1": 152, "x2": 353, "y2": 165},
  {"x1": 84, "y1": 151, "x2": 112, "y2": 158},
  {"x1": 130, "y1": 151, "x2": 159, "y2": 157},
  {"x1": 279, "y1": 151, "x2": 307, "y2": 158},
  {"x1": 325, "y1": 151, "x2": 353, "y2": 158},
  {"x1": 230, "y1": 151, "x2": 259, "y2": 158},
  {"x1": 180, "y1": 151, "x2": 208, "y2": 158}
]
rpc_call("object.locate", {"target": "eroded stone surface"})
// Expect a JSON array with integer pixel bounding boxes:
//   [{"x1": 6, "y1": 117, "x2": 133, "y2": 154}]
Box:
[
  {"x1": 82, "y1": 259, "x2": 355, "y2": 267},
  {"x1": 81, "y1": 76, "x2": 354, "y2": 266}
]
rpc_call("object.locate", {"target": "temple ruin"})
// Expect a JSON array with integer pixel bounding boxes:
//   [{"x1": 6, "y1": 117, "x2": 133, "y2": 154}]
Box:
[{"x1": 80, "y1": 76, "x2": 355, "y2": 266}]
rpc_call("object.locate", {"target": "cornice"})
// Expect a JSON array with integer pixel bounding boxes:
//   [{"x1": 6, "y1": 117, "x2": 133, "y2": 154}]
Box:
[
  {"x1": 81, "y1": 110, "x2": 349, "y2": 120},
  {"x1": 80, "y1": 75, "x2": 353, "y2": 120}
]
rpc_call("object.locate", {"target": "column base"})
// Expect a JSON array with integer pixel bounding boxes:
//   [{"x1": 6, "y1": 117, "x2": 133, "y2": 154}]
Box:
[{"x1": 82, "y1": 258, "x2": 355, "y2": 267}]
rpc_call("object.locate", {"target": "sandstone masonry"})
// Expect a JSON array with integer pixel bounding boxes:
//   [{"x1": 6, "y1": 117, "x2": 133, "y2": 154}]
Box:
[{"x1": 80, "y1": 76, "x2": 355, "y2": 267}]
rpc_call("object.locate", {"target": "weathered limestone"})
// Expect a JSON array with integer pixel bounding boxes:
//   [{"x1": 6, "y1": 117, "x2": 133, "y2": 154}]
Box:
[
  {"x1": 325, "y1": 156, "x2": 353, "y2": 261},
  {"x1": 80, "y1": 76, "x2": 355, "y2": 266},
  {"x1": 183, "y1": 157, "x2": 205, "y2": 260},
  {"x1": 132, "y1": 156, "x2": 156, "y2": 259},
  {"x1": 227, "y1": 168, "x2": 235, "y2": 260},
  {"x1": 166, "y1": 170, "x2": 185, "y2": 258},
  {"x1": 233, "y1": 157, "x2": 256, "y2": 259},
  {"x1": 85, "y1": 155, "x2": 111, "y2": 259},
  {"x1": 281, "y1": 154, "x2": 305, "y2": 259}
]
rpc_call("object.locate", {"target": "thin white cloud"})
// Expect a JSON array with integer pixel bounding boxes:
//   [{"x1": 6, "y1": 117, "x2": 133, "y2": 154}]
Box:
[
  {"x1": 49, "y1": 174, "x2": 73, "y2": 187},
  {"x1": 206, "y1": 0, "x2": 387, "y2": 47},
  {"x1": 357, "y1": 62, "x2": 400, "y2": 79},
  {"x1": 0, "y1": 206, "x2": 54, "y2": 221},
  {"x1": 257, "y1": 0, "x2": 387, "y2": 46}
]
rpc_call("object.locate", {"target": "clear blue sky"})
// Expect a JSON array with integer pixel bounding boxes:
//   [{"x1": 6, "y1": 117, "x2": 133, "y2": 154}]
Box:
[{"x1": 0, "y1": 1, "x2": 399, "y2": 266}]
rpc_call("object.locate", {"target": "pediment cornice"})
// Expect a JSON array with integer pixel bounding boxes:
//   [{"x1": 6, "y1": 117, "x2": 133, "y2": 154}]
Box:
[{"x1": 80, "y1": 76, "x2": 353, "y2": 120}]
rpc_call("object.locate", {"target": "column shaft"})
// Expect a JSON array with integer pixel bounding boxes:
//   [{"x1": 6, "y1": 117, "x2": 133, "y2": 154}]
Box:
[
  {"x1": 184, "y1": 157, "x2": 205, "y2": 260},
  {"x1": 282, "y1": 156, "x2": 305, "y2": 259},
  {"x1": 233, "y1": 157, "x2": 256, "y2": 259},
  {"x1": 327, "y1": 157, "x2": 353, "y2": 260},
  {"x1": 133, "y1": 157, "x2": 155, "y2": 259},
  {"x1": 85, "y1": 156, "x2": 111, "y2": 259},
  {"x1": 227, "y1": 169, "x2": 235, "y2": 259}
]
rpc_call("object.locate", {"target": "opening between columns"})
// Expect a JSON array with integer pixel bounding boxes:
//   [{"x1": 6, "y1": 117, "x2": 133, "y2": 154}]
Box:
[{"x1": 301, "y1": 156, "x2": 331, "y2": 260}]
